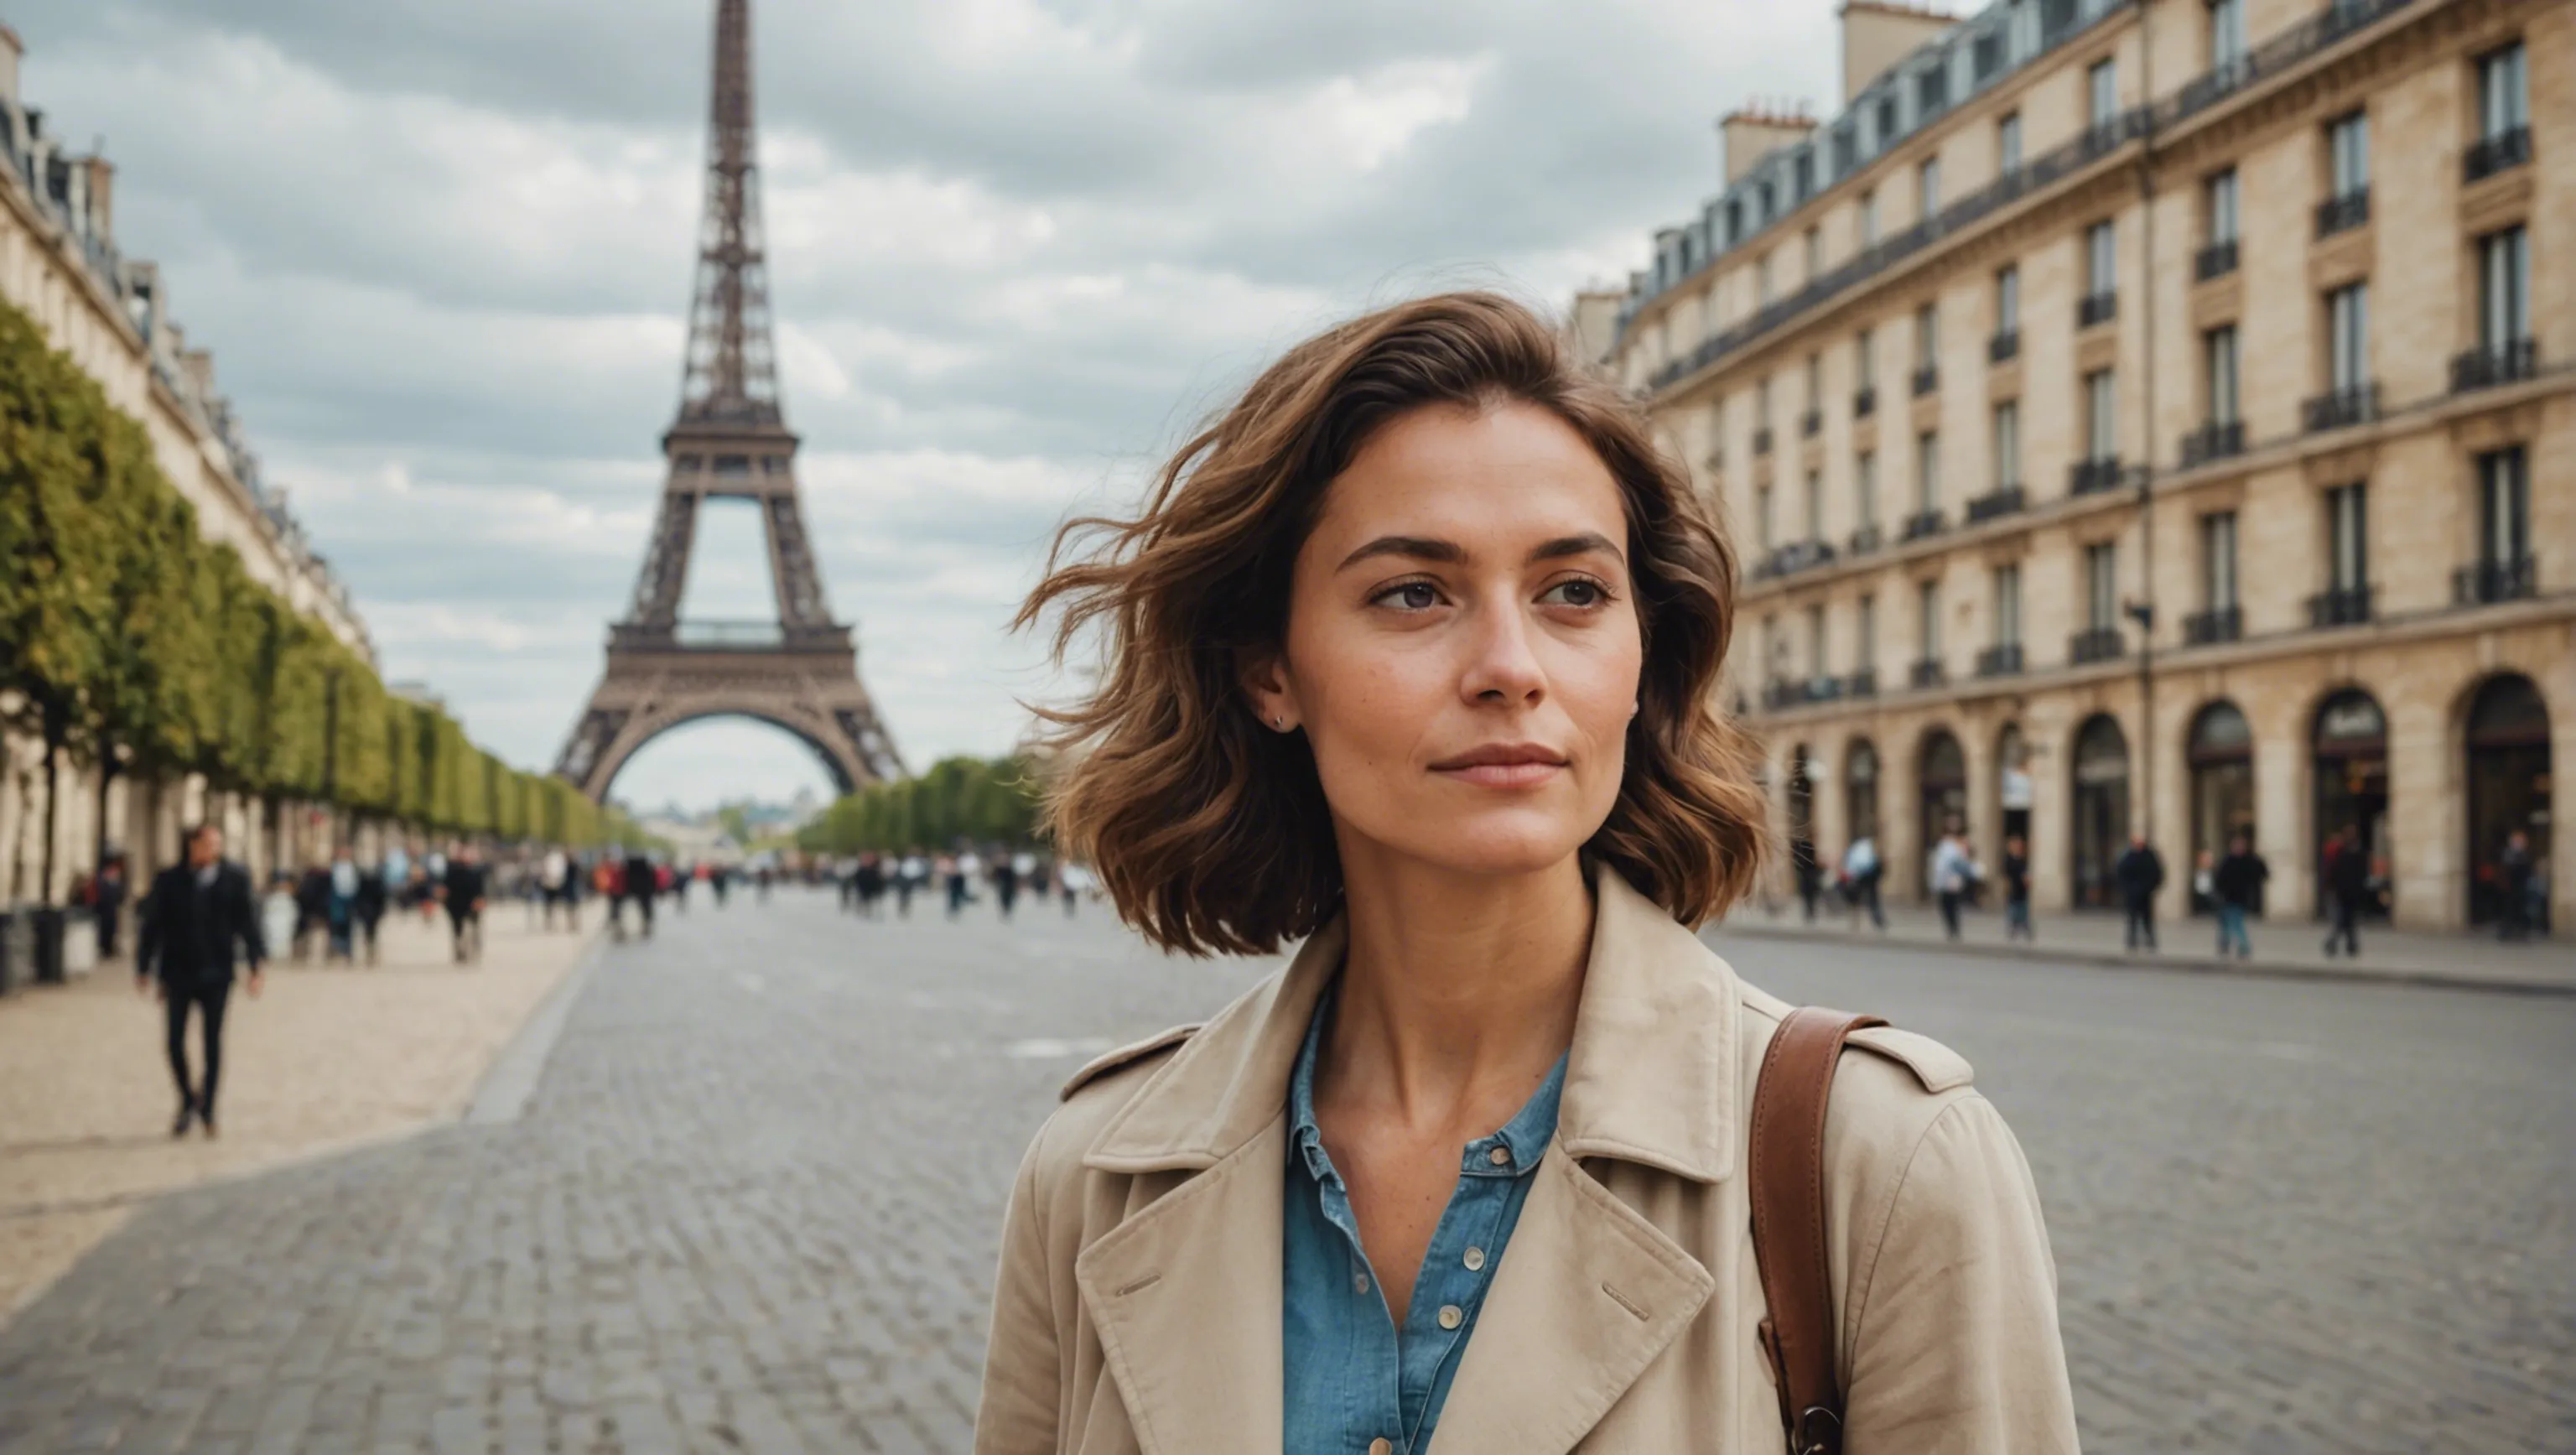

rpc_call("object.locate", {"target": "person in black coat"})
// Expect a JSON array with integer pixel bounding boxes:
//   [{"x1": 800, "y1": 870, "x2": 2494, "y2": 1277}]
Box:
[
  {"x1": 2113, "y1": 834, "x2": 2165, "y2": 952},
  {"x1": 2322, "y1": 826, "x2": 2369, "y2": 957},
  {"x1": 2212, "y1": 833, "x2": 2268, "y2": 959},
  {"x1": 442, "y1": 844, "x2": 490, "y2": 964},
  {"x1": 136, "y1": 823, "x2": 267, "y2": 1137}
]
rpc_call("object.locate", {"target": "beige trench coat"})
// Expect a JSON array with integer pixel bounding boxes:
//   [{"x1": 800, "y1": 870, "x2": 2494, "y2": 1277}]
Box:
[{"x1": 974, "y1": 872, "x2": 2080, "y2": 1453}]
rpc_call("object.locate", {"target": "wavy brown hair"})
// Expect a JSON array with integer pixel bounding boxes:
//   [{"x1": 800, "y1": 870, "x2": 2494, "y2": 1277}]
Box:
[{"x1": 1017, "y1": 291, "x2": 1767, "y2": 955}]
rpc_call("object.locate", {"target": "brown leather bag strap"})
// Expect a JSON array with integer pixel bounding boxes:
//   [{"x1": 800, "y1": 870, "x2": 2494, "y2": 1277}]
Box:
[{"x1": 1749, "y1": 1006, "x2": 1886, "y2": 1455}]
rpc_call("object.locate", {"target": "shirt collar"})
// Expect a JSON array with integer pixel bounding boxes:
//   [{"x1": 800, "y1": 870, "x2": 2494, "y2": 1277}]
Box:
[{"x1": 1285, "y1": 980, "x2": 1569, "y2": 1184}]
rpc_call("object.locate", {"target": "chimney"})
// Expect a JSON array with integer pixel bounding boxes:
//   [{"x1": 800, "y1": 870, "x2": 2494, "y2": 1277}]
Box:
[
  {"x1": 0, "y1": 26, "x2": 21, "y2": 112},
  {"x1": 79, "y1": 155, "x2": 112, "y2": 242},
  {"x1": 1718, "y1": 101, "x2": 1819, "y2": 186},
  {"x1": 179, "y1": 347, "x2": 216, "y2": 403},
  {"x1": 1841, "y1": 2, "x2": 1955, "y2": 108}
]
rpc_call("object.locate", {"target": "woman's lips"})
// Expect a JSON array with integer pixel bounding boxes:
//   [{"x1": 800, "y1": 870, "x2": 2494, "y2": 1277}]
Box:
[{"x1": 1430, "y1": 744, "x2": 1569, "y2": 789}]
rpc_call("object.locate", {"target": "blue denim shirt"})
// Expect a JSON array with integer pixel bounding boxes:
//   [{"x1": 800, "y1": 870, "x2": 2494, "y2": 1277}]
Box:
[{"x1": 1283, "y1": 987, "x2": 1569, "y2": 1454}]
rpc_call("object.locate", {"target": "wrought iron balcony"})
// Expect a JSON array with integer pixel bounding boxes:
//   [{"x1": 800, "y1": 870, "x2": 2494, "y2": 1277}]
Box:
[
  {"x1": 2306, "y1": 585, "x2": 2376, "y2": 629},
  {"x1": 1765, "y1": 538, "x2": 1837, "y2": 578},
  {"x1": 1845, "y1": 668, "x2": 1879, "y2": 699},
  {"x1": 1909, "y1": 658, "x2": 1946, "y2": 689},
  {"x1": 2194, "y1": 239, "x2": 2240, "y2": 282},
  {"x1": 1847, "y1": 523, "x2": 1883, "y2": 557},
  {"x1": 2464, "y1": 125, "x2": 2532, "y2": 184},
  {"x1": 1965, "y1": 486, "x2": 2027, "y2": 524},
  {"x1": 1911, "y1": 365, "x2": 1939, "y2": 398},
  {"x1": 1761, "y1": 679, "x2": 1803, "y2": 713},
  {"x1": 1752, "y1": 426, "x2": 1776, "y2": 456},
  {"x1": 2314, "y1": 188, "x2": 2370, "y2": 238},
  {"x1": 2302, "y1": 382, "x2": 2380, "y2": 434},
  {"x1": 2077, "y1": 291, "x2": 2118, "y2": 330},
  {"x1": 2451, "y1": 338, "x2": 2538, "y2": 393},
  {"x1": 1900, "y1": 508, "x2": 1947, "y2": 543},
  {"x1": 1800, "y1": 408, "x2": 1823, "y2": 439},
  {"x1": 1975, "y1": 642, "x2": 2025, "y2": 678},
  {"x1": 2454, "y1": 556, "x2": 2537, "y2": 606},
  {"x1": 2183, "y1": 605, "x2": 2243, "y2": 646},
  {"x1": 1988, "y1": 329, "x2": 2021, "y2": 364},
  {"x1": 1852, "y1": 386, "x2": 1877, "y2": 418},
  {"x1": 2069, "y1": 457, "x2": 2126, "y2": 496},
  {"x1": 2180, "y1": 419, "x2": 2246, "y2": 468},
  {"x1": 2068, "y1": 627, "x2": 2127, "y2": 664},
  {"x1": 1802, "y1": 675, "x2": 1846, "y2": 705}
]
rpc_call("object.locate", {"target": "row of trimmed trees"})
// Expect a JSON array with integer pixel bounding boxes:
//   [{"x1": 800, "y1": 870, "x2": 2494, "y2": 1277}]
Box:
[
  {"x1": 797, "y1": 755, "x2": 1042, "y2": 855},
  {"x1": 0, "y1": 293, "x2": 626, "y2": 904}
]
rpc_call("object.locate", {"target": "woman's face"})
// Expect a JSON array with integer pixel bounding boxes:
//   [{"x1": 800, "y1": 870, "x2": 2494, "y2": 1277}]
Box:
[{"x1": 1248, "y1": 401, "x2": 1643, "y2": 881}]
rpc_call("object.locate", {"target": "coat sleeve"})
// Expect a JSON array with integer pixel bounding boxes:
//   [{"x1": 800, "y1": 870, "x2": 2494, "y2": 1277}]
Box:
[
  {"x1": 973, "y1": 1124, "x2": 1064, "y2": 1455},
  {"x1": 1841, "y1": 1094, "x2": 2079, "y2": 1454}
]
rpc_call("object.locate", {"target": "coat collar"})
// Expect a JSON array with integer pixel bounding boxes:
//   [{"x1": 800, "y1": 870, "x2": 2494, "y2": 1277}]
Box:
[{"x1": 1083, "y1": 869, "x2": 1744, "y2": 1184}]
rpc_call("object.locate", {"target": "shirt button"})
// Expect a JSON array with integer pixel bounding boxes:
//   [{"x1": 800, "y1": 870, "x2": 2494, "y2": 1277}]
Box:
[
  {"x1": 1463, "y1": 1246, "x2": 1487, "y2": 1271},
  {"x1": 1488, "y1": 1146, "x2": 1512, "y2": 1167},
  {"x1": 1437, "y1": 1304, "x2": 1464, "y2": 1330},
  {"x1": 1370, "y1": 1440, "x2": 1394, "y2": 1455},
  {"x1": 1353, "y1": 1274, "x2": 1370, "y2": 1295}
]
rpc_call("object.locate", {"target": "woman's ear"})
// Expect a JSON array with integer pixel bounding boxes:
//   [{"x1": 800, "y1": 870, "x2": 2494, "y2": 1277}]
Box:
[{"x1": 1239, "y1": 650, "x2": 1298, "y2": 734}]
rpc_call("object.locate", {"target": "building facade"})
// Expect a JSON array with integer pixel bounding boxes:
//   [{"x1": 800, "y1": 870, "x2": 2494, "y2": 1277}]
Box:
[
  {"x1": 0, "y1": 24, "x2": 372, "y2": 903},
  {"x1": 1597, "y1": 0, "x2": 2570, "y2": 935}
]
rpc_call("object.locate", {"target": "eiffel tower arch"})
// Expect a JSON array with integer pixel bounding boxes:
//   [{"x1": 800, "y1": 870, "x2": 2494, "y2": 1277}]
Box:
[{"x1": 556, "y1": 0, "x2": 901, "y2": 802}]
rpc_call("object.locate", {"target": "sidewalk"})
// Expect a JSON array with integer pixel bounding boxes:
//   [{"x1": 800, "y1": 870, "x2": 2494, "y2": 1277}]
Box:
[
  {"x1": 1711, "y1": 896, "x2": 2576, "y2": 995},
  {"x1": 0, "y1": 898, "x2": 601, "y2": 1318}
]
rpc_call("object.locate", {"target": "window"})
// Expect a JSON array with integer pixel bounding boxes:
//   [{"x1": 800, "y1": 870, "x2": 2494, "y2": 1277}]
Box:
[
  {"x1": 2478, "y1": 43, "x2": 2528, "y2": 140},
  {"x1": 1857, "y1": 594, "x2": 1877, "y2": 669},
  {"x1": 1997, "y1": 112, "x2": 2023, "y2": 174},
  {"x1": 1806, "y1": 605, "x2": 1828, "y2": 678},
  {"x1": 1996, "y1": 264, "x2": 2020, "y2": 333},
  {"x1": 1857, "y1": 450, "x2": 1879, "y2": 528},
  {"x1": 1805, "y1": 353, "x2": 1822, "y2": 408},
  {"x1": 2326, "y1": 483, "x2": 2370, "y2": 592},
  {"x1": 1991, "y1": 564, "x2": 2023, "y2": 647},
  {"x1": 1804, "y1": 470, "x2": 1823, "y2": 540},
  {"x1": 2205, "y1": 325, "x2": 2241, "y2": 424},
  {"x1": 2087, "y1": 58, "x2": 2117, "y2": 127},
  {"x1": 2479, "y1": 226, "x2": 2531, "y2": 346},
  {"x1": 2205, "y1": 168, "x2": 2239, "y2": 244},
  {"x1": 2480, "y1": 448, "x2": 2529, "y2": 564},
  {"x1": 1757, "y1": 376, "x2": 1773, "y2": 429},
  {"x1": 1914, "y1": 303, "x2": 1939, "y2": 369},
  {"x1": 2085, "y1": 221, "x2": 2116, "y2": 298},
  {"x1": 1856, "y1": 327, "x2": 1876, "y2": 387},
  {"x1": 1758, "y1": 484, "x2": 1776, "y2": 550},
  {"x1": 1860, "y1": 190, "x2": 1881, "y2": 247},
  {"x1": 2328, "y1": 111, "x2": 2370, "y2": 197},
  {"x1": 1757, "y1": 253, "x2": 1775, "y2": 307},
  {"x1": 1992, "y1": 401, "x2": 2021, "y2": 490},
  {"x1": 2202, "y1": 512, "x2": 2239, "y2": 609},
  {"x1": 1919, "y1": 156, "x2": 1942, "y2": 217},
  {"x1": 1917, "y1": 431, "x2": 1941, "y2": 511},
  {"x1": 2327, "y1": 283, "x2": 2369, "y2": 392},
  {"x1": 1804, "y1": 227, "x2": 1822, "y2": 279},
  {"x1": 2085, "y1": 369, "x2": 2116, "y2": 460},
  {"x1": 2209, "y1": 0, "x2": 2247, "y2": 68},
  {"x1": 1919, "y1": 579, "x2": 1942, "y2": 658},
  {"x1": 2085, "y1": 543, "x2": 2119, "y2": 631}
]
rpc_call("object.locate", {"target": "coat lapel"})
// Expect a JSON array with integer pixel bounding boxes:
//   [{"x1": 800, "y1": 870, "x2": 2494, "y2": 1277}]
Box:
[
  {"x1": 1074, "y1": 1120, "x2": 1289, "y2": 1455},
  {"x1": 1425, "y1": 1146, "x2": 1715, "y2": 1454}
]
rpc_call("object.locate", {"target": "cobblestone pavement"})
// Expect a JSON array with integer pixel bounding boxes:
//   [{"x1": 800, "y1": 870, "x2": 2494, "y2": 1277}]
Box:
[{"x1": 0, "y1": 889, "x2": 2567, "y2": 1453}]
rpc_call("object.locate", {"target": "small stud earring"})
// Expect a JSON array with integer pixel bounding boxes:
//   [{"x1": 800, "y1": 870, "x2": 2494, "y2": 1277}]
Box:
[{"x1": 1273, "y1": 715, "x2": 1286, "y2": 730}]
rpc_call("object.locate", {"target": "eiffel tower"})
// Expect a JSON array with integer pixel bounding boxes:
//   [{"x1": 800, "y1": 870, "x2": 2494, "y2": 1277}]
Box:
[{"x1": 555, "y1": 0, "x2": 901, "y2": 800}]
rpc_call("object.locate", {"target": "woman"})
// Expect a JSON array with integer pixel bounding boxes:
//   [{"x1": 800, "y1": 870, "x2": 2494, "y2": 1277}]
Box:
[{"x1": 978, "y1": 294, "x2": 2075, "y2": 1452}]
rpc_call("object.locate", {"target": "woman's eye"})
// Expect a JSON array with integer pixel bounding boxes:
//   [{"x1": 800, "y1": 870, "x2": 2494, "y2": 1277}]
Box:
[
  {"x1": 1376, "y1": 581, "x2": 1441, "y2": 611},
  {"x1": 1541, "y1": 579, "x2": 1606, "y2": 607}
]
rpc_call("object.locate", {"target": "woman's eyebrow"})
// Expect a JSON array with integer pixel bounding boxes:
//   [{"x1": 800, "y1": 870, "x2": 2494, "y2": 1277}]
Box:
[
  {"x1": 1528, "y1": 532, "x2": 1624, "y2": 565},
  {"x1": 1337, "y1": 535, "x2": 1465, "y2": 570}
]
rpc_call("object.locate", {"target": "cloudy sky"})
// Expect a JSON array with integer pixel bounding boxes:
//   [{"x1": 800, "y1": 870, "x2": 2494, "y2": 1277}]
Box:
[{"x1": 16, "y1": 0, "x2": 1836, "y2": 812}]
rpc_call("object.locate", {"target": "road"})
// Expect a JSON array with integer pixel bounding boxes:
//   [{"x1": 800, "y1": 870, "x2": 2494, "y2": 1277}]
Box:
[{"x1": 0, "y1": 888, "x2": 2567, "y2": 1453}]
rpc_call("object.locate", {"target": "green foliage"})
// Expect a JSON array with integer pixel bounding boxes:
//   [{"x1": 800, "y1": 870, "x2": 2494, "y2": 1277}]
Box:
[
  {"x1": 799, "y1": 755, "x2": 1043, "y2": 855},
  {"x1": 0, "y1": 290, "x2": 622, "y2": 845}
]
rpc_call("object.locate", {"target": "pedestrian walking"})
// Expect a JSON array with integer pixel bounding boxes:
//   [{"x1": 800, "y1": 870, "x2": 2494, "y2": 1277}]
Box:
[
  {"x1": 945, "y1": 850, "x2": 973, "y2": 918},
  {"x1": 974, "y1": 294, "x2": 2076, "y2": 1450},
  {"x1": 293, "y1": 861, "x2": 333, "y2": 963},
  {"x1": 2115, "y1": 833, "x2": 2165, "y2": 951},
  {"x1": 995, "y1": 851, "x2": 1021, "y2": 918},
  {"x1": 2212, "y1": 833, "x2": 2267, "y2": 959},
  {"x1": 1790, "y1": 835, "x2": 1821, "y2": 922},
  {"x1": 94, "y1": 853, "x2": 128, "y2": 960},
  {"x1": 1841, "y1": 833, "x2": 1886, "y2": 930},
  {"x1": 354, "y1": 855, "x2": 387, "y2": 965},
  {"x1": 754, "y1": 864, "x2": 773, "y2": 903},
  {"x1": 326, "y1": 847, "x2": 360, "y2": 963},
  {"x1": 624, "y1": 850, "x2": 658, "y2": 938},
  {"x1": 538, "y1": 847, "x2": 569, "y2": 929},
  {"x1": 135, "y1": 823, "x2": 267, "y2": 1139},
  {"x1": 2321, "y1": 827, "x2": 2366, "y2": 958},
  {"x1": 2497, "y1": 829, "x2": 2535, "y2": 942},
  {"x1": 2002, "y1": 834, "x2": 2033, "y2": 941},
  {"x1": 442, "y1": 844, "x2": 489, "y2": 964},
  {"x1": 1929, "y1": 825, "x2": 1973, "y2": 940}
]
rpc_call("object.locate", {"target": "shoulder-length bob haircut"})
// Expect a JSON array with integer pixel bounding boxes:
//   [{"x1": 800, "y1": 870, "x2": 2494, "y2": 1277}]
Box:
[{"x1": 1019, "y1": 291, "x2": 1766, "y2": 956}]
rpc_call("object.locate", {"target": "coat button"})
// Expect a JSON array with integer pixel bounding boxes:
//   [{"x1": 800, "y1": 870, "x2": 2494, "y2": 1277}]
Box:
[
  {"x1": 1437, "y1": 1304, "x2": 1464, "y2": 1330},
  {"x1": 1462, "y1": 1246, "x2": 1487, "y2": 1271},
  {"x1": 1370, "y1": 1440, "x2": 1394, "y2": 1455},
  {"x1": 1488, "y1": 1146, "x2": 1512, "y2": 1167}
]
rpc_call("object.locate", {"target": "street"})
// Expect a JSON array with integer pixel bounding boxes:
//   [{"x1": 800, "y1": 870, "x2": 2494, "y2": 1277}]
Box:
[{"x1": 0, "y1": 891, "x2": 2567, "y2": 1454}]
